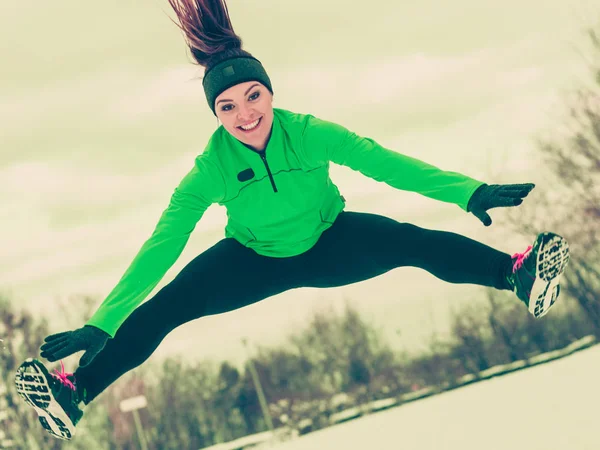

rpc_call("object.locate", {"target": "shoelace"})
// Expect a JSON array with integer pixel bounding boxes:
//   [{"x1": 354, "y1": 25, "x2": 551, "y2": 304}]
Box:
[
  {"x1": 511, "y1": 245, "x2": 533, "y2": 274},
  {"x1": 51, "y1": 360, "x2": 76, "y2": 391}
]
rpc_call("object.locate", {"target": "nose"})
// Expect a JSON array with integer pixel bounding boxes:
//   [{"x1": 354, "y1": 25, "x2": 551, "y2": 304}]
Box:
[{"x1": 236, "y1": 103, "x2": 254, "y2": 119}]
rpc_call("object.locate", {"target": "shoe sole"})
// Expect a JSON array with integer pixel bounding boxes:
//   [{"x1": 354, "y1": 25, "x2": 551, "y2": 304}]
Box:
[
  {"x1": 529, "y1": 232, "x2": 570, "y2": 318},
  {"x1": 14, "y1": 358, "x2": 76, "y2": 440}
]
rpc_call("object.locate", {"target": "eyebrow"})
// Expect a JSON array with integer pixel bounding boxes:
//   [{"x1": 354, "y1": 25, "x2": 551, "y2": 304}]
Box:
[{"x1": 216, "y1": 83, "x2": 261, "y2": 105}]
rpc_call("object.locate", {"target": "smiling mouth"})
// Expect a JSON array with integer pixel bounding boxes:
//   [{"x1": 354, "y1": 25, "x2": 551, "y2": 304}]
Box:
[{"x1": 237, "y1": 117, "x2": 262, "y2": 133}]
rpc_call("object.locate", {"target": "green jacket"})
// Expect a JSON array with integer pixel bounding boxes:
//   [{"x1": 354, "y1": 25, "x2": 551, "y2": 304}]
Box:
[{"x1": 87, "y1": 108, "x2": 484, "y2": 336}]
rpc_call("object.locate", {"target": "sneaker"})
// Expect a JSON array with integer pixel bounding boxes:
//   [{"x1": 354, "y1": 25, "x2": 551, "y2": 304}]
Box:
[
  {"x1": 14, "y1": 358, "x2": 84, "y2": 440},
  {"x1": 508, "y1": 232, "x2": 570, "y2": 318}
]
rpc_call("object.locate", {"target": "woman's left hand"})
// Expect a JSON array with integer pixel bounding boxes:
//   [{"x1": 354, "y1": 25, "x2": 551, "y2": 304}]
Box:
[
  {"x1": 40, "y1": 325, "x2": 110, "y2": 368},
  {"x1": 467, "y1": 183, "x2": 535, "y2": 226}
]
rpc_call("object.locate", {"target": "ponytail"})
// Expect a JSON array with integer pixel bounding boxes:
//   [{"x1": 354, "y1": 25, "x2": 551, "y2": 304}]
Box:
[{"x1": 167, "y1": 0, "x2": 255, "y2": 69}]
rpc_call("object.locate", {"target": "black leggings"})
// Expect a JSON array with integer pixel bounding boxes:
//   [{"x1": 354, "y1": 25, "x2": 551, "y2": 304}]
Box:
[{"x1": 75, "y1": 211, "x2": 512, "y2": 403}]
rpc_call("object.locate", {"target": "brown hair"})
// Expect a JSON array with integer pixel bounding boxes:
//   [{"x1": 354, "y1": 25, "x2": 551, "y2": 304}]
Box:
[{"x1": 167, "y1": 0, "x2": 255, "y2": 71}]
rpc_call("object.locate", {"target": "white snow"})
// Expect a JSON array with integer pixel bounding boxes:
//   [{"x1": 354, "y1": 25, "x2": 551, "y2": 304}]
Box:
[{"x1": 261, "y1": 343, "x2": 600, "y2": 450}]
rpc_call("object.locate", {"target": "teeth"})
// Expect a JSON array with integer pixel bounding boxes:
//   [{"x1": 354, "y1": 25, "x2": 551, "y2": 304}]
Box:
[{"x1": 240, "y1": 119, "x2": 260, "y2": 130}]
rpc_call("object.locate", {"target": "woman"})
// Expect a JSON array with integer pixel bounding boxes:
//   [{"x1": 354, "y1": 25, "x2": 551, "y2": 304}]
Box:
[{"x1": 15, "y1": 0, "x2": 570, "y2": 441}]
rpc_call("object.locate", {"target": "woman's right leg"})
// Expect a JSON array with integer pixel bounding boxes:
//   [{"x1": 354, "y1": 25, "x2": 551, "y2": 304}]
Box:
[{"x1": 74, "y1": 238, "x2": 302, "y2": 404}]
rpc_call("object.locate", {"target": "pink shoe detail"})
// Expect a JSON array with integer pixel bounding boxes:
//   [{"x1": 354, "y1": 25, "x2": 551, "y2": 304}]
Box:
[
  {"x1": 51, "y1": 360, "x2": 76, "y2": 392},
  {"x1": 511, "y1": 245, "x2": 533, "y2": 274}
]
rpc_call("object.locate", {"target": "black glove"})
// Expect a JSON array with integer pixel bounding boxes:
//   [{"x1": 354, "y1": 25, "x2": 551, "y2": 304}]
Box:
[
  {"x1": 40, "y1": 325, "x2": 111, "y2": 368},
  {"x1": 467, "y1": 183, "x2": 535, "y2": 226}
]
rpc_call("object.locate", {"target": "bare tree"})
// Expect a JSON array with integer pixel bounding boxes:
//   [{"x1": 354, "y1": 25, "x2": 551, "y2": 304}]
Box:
[
  {"x1": 0, "y1": 293, "x2": 115, "y2": 449},
  {"x1": 506, "y1": 27, "x2": 600, "y2": 334},
  {"x1": 487, "y1": 292, "x2": 528, "y2": 362},
  {"x1": 448, "y1": 303, "x2": 494, "y2": 373}
]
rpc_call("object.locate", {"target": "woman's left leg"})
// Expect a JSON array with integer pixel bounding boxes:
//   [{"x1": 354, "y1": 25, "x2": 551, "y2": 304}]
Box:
[{"x1": 298, "y1": 211, "x2": 513, "y2": 290}]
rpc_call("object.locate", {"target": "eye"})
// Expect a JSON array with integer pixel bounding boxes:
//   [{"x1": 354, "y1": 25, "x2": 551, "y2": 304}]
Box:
[{"x1": 220, "y1": 91, "x2": 261, "y2": 112}]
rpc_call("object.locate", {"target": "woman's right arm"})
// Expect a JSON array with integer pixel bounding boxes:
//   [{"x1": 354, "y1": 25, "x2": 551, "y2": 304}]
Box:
[{"x1": 85, "y1": 156, "x2": 226, "y2": 338}]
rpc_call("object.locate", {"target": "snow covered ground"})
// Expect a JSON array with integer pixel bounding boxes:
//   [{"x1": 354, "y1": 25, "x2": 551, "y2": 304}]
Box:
[{"x1": 264, "y1": 343, "x2": 600, "y2": 450}]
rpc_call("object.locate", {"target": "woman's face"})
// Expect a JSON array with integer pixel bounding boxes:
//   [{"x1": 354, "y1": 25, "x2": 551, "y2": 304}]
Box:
[{"x1": 215, "y1": 81, "x2": 274, "y2": 152}]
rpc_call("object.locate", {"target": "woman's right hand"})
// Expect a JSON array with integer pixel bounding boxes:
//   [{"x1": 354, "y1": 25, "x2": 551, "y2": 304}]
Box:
[{"x1": 40, "y1": 325, "x2": 110, "y2": 368}]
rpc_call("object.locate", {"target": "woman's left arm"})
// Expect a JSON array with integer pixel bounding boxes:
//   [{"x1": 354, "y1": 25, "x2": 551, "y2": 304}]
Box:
[{"x1": 302, "y1": 115, "x2": 485, "y2": 211}]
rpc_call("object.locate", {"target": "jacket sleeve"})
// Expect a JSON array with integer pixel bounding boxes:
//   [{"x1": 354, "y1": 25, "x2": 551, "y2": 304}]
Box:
[
  {"x1": 301, "y1": 115, "x2": 485, "y2": 211},
  {"x1": 85, "y1": 156, "x2": 226, "y2": 337}
]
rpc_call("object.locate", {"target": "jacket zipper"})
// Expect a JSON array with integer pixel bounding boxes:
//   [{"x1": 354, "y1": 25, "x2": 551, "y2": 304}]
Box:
[{"x1": 259, "y1": 151, "x2": 278, "y2": 193}]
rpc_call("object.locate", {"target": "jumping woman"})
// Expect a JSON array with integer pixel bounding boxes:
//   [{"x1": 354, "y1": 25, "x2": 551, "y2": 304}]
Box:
[{"x1": 15, "y1": 0, "x2": 570, "y2": 440}]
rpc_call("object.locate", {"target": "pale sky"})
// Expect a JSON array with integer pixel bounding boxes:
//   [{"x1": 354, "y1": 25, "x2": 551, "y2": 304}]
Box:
[{"x1": 1, "y1": 0, "x2": 597, "y2": 364}]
